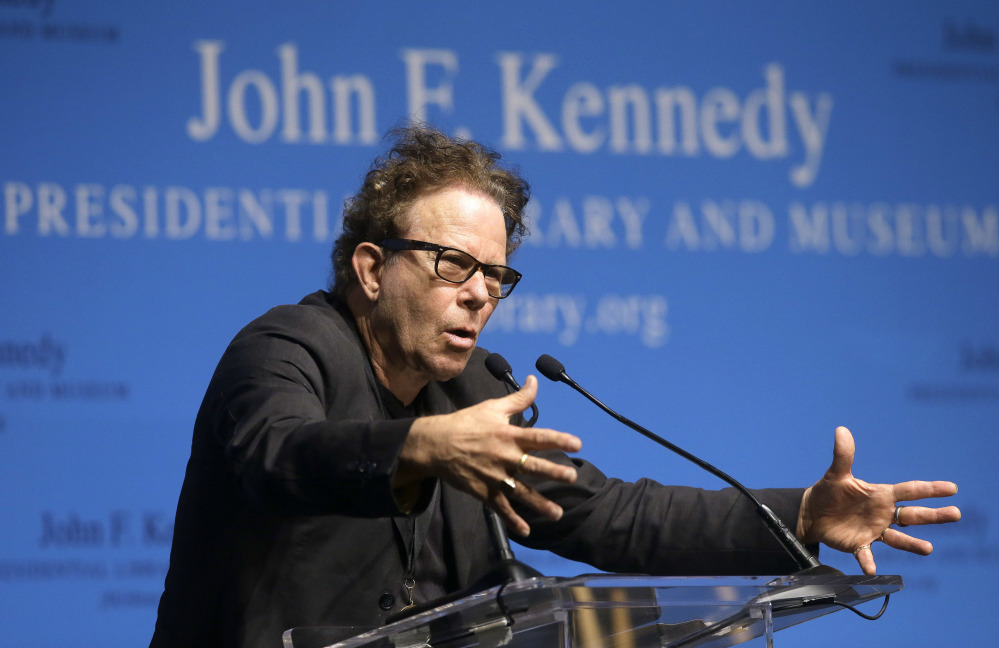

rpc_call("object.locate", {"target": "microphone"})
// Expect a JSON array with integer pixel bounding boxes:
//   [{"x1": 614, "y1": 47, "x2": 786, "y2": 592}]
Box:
[
  {"x1": 535, "y1": 353, "x2": 822, "y2": 572},
  {"x1": 385, "y1": 353, "x2": 543, "y2": 623},
  {"x1": 485, "y1": 352, "x2": 540, "y2": 427},
  {"x1": 473, "y1": 353, "x2": 542, "y2": 581}
]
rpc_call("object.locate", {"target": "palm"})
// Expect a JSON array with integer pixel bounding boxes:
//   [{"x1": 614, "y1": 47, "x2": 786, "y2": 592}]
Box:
[{"x1": 798, "y1": 427, "x2": 960, "y2": 575}]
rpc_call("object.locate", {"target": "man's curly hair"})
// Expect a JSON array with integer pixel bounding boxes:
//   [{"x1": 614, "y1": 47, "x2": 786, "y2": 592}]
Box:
[{"x1": 329, "y1": 124, "x2": 530, "y2": 299}]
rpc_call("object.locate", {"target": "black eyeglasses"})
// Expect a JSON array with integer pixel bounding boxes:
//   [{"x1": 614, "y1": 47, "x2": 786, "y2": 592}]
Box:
[{"x1": 378, "y1": 239, "x2": 522, "y2": 299}]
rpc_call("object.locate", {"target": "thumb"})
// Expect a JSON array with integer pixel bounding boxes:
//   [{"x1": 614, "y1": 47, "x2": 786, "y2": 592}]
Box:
[
  {"x1": 501, "y1": 374, "x2": 539, "y2": 413},
  {"x1": 827, "y1": 425, "x2": 856, "y2": 479}
]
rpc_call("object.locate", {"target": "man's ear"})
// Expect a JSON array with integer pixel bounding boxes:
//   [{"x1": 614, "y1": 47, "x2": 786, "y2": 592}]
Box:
[{"x1": 352, "y1": 242, "x2": 385, "y2": 301}]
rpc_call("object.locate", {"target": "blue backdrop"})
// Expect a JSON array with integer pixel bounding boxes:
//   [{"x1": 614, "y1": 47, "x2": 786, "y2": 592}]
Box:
[{"x1": 2, "y1": 2, "x2": 996, "y2": 646}]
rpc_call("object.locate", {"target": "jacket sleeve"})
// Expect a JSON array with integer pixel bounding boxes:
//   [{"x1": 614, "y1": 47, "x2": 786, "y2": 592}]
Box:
[
  {"x1": 516, "y1": 451, "x2": 809, "y2": 575},
  {"x1": 195, "y1": 300, "x2": 414, "y2": 518},
  {"x1": 447, "y1": 352, "x2": 810, "y2": 576}
]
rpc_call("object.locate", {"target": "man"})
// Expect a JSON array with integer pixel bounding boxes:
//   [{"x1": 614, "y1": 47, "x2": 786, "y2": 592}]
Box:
[{"x1": 150, "y1": 125, "x2": 960, "y2": 648}]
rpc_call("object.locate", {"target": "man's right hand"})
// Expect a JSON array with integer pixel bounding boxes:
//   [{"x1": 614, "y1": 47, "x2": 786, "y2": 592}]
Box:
[{"x1": 394, "y1": 375, "x2": 581, "y2": 536}]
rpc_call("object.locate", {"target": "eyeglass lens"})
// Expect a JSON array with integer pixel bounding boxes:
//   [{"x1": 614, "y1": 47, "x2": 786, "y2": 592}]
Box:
[{"x1": 436, "y1": 248, "x2": 517, "y2": 297}]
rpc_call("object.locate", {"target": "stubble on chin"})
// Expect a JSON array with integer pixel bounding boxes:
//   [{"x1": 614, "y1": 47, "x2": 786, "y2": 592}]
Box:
[{"x1": 420, "y1": 343, "x2": 476, "y2": 384}]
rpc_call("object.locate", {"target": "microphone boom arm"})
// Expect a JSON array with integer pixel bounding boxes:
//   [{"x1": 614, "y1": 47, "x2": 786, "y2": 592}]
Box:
[{"x1": 538, "y1": 355, "x2": 820, "y2": 572}]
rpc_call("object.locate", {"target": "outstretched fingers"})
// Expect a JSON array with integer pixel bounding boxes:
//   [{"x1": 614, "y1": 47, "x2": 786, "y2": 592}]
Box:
[
  {"x1": 891, "y1": 481, "x2": 961, "y2": 533},
  {"x1": 488, "y1": 488, "x2": 530, "y2": 537},
  {"x1": 894, "y1": 503, "x2": 962, "y2": 528},
  {"x1": 881, "y1": 526, "x2": 932, "y2": 555},
  {"x1": 893, "y1": 479, "x2": 959, "y2": 503},
  {"x1": 509, "y1": 451, "x2": 574, "y2": 483},
  {"x1": 488, "y1": 477, "x2": 563, "y2": 537},
  {"x1": 851, "y1": 482, "x2": 961, "y2": 572},
  {"x1": 496, "y1": 430, "x2": 579, "y2": 536},
  {"x1": 515, "y1": 426, "x2": 582, "y2": 454}
]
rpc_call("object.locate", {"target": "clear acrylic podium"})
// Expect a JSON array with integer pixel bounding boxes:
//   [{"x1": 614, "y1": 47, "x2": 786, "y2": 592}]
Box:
[{"x1": 283, "y1": 570, "x2": 902, "y2": 648}]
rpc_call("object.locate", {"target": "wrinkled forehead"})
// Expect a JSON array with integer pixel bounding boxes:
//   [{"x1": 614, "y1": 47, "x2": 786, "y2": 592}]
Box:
[{"x1": 402, "y1": 188, "x2": 508, "y2": 260}]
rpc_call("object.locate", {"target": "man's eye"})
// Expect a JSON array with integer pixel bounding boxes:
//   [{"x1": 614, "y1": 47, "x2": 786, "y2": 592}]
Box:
[{"x1": 440, "y1": 251, "x2": 473, "y2": 270}]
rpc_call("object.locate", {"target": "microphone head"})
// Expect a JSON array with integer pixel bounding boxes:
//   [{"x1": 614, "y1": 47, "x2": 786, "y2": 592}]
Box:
[
  {"x1": 535, "y1": 354, "x2": 567, "y2": 382},
  {"x1": 484, "y1": 352, "x2": 513, "y2": 381}
]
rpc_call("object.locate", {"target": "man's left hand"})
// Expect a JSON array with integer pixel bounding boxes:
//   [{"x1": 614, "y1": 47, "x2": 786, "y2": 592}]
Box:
[{"x1": 796, "y1": 426, "x2": 961, "y2": 575}]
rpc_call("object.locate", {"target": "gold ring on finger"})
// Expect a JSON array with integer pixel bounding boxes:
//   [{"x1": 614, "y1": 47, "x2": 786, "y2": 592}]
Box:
[
  {"x1": 852, "y1": 544, "x2": 870, "y2": 558},
  {"x1": 517, "y1": 453, "x2": 529, "y2": 473}
]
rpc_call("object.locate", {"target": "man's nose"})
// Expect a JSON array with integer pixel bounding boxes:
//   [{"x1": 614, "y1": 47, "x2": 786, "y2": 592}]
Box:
[{"x1": 459, "y1": 268, "x2": 492, "y2": 308}]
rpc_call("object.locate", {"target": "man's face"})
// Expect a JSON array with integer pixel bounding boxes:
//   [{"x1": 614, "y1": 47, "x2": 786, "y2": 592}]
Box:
[{"x1": 367, "y1": 185, "x2": 508, "y2": 391}]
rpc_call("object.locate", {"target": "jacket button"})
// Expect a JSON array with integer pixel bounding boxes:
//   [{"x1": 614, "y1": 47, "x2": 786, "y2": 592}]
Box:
[{"x1": 378, "y1": 592, "x2": 395, "y2": 610}]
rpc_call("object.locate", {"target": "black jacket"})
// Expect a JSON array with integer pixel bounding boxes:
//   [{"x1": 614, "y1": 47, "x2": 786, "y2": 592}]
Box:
[{"x1": 151, "y1": 291, "x2": 804, "y2": 648}]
